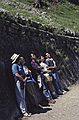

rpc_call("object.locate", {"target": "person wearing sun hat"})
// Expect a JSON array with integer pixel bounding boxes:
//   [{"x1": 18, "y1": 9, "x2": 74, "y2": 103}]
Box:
[{"x1": 11, "y1": 53, "x2": 31, "y2": 117}]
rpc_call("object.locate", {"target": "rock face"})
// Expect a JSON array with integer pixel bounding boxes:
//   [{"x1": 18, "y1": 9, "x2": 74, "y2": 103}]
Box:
[
  {"x1": 0, "y1": 61, "x2": 20, "y2": 120},
  {"x1": 0, "y1": 9, "x2": 79, "y2": 120}
]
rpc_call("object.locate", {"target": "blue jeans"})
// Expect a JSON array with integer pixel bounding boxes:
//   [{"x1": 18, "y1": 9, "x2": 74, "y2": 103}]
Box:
[
  {"x1": 51, "y1": 72, "x2": 64, "y2": 93},
  {"x1": 15, "y1": 80, "x2": 27, "y2": 114},
  {"x1": 43, "y1": 83, "x2": 52, "y2": 100}
]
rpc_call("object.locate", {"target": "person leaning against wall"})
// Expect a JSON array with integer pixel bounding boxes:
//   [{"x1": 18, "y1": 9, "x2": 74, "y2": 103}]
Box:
[
  {"x1": 11, "y1": 53, "x2": 31, "y2": 118},
  {"x1": 45, "y1": 52, "x2": 67, "y2": 95}
]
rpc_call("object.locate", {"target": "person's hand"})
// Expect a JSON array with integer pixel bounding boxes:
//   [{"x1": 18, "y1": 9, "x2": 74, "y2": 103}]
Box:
[
  {"x1": 28, "y1": 70, "x2": 31, "y2": 73},
  {"x1": 23, "y1": 77, "x2": 27, "y2": 82},
  {"x1": 47, "y1": 67, "x2": 55, "y2": 70}
]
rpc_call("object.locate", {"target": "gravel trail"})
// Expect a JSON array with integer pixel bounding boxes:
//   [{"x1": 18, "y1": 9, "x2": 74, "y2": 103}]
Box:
[{"x1": 22, "y1": 84, "x2": 79, "y2": 120}]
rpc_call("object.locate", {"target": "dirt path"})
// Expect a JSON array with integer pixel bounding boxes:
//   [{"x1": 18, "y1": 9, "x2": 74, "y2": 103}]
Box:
[{"x1": 22, "y1": 84, "x2": 79, "y2": 120}]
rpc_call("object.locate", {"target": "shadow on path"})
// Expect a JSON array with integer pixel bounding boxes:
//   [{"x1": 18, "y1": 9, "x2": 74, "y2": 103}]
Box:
[{"x1": 29, "y1": 106, "x2": 52, "y2": 114}]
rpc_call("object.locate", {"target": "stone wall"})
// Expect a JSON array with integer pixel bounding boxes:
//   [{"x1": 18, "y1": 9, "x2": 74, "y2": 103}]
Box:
[
  {"x1": 0, "y1": 9, "x2": 79, "y2": 80},
  {"x1": 0, "y1": 9, "x2": 79, "y2": 120}
]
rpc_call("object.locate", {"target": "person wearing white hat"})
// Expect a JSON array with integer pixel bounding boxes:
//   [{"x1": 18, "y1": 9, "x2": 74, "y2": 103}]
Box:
[{"x1": 11, "y1": 53, "x2": 31, "y2": 117}]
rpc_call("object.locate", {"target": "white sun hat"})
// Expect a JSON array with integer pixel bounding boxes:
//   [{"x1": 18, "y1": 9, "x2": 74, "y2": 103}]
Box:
[{"x1": 11, "y1": 53, "x2": 20, "y2": 64}]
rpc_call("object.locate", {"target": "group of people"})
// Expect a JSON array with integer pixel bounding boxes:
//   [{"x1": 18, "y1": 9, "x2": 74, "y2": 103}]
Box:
[{"x1": 10, "y1": 52, "x2": 69, "y2": 118}]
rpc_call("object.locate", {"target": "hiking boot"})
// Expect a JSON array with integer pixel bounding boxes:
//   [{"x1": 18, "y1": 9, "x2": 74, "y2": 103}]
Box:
[
  {"x1": 64, "y1": 88, "x2": 69, "y2": 91},
  {"x1": 57, "y1": 91, "x2": 63, "y2": 95},
  {"x1": 52, "y1": 93, "x2": 58, "y2": 99},
  {"x1": 48, "y1": 99, "x2": 56, "y2": 104}
]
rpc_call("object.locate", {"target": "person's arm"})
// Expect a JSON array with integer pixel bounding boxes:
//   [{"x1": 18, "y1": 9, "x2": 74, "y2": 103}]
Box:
[
  {"x1": 52, "y1": 60, "x2": 56, "y2": 68},
  {"x1": 15, "y1": 72, "x2": 27, "y2": 82},
  {"x1": 47, "y1": 60, "x2": 56, "y2": 70},
  {"x1": 31, "y1": 61, "x2": 41, "y2": 70},
  {"x1": 12, "y1": 64, "x2": 27, "y2": 82}
]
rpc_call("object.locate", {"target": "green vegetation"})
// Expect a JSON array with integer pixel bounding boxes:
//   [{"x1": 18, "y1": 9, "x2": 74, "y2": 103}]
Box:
[{"x1": 0, "y1": 0, "x2": 79, "y2": 32}]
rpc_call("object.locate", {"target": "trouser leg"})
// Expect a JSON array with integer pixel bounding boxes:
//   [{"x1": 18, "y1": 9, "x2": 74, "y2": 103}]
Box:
[
  {"x1": 26, "y1": 82, "x2": 40, "y2": 106},
  {"x1": 15, "y1": 81, "x2": 27, "y2": 114},
  {"x1": 47, "y1": 81, "x2": 58, "y2": 99},
  {"x1": 52, "y1": 72, "x2": 63, "y2": 94},
  {"x1": 55, "y1": 72, "x2": 64, "y2": 91}
]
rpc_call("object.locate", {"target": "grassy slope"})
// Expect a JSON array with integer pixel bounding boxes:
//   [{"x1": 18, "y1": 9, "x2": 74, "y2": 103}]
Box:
[{"x1": 0, "y1": 0, "x2": 79, "y2": 32}]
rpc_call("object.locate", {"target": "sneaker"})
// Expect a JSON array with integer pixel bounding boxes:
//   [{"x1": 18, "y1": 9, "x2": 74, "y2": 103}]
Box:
[
  {"x1": 23, "y1": 112, "x2": 31, "y2": 117},
  {"x1": 63, "y1": 90, "x2": 67, "y2": 95}
]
